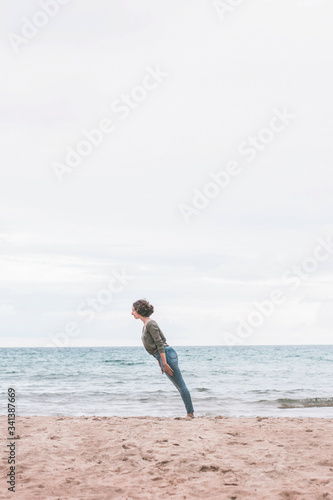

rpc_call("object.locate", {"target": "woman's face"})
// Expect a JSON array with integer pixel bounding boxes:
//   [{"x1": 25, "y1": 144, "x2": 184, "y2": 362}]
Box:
[{"x1": 131, "y1": 306, "x2": 139, "y2": 319}]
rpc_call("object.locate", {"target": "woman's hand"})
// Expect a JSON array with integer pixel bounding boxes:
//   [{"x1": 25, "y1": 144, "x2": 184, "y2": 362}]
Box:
[
  {"x1": 158, "y1": 360, "x2": 174, "y2": 376},
  {"x1": 159, "y1": 352, "x2": 174, "y2": 376},
  {"x1": 163, "y1": 363, "x2": 174, "y2": 376}
]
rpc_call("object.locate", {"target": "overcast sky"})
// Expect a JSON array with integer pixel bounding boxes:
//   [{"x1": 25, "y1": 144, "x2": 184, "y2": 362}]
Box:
[{"x1": 1, "y1": 0, "x2": 332, "y2": 347}]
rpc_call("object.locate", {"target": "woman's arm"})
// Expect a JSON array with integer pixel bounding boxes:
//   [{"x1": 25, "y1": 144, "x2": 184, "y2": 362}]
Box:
[
  {"x1": 147, "y1": 322, "x2": 174, "y2": 376},
  {"x1": 160, "y1": 352, "x2": 167, "y2": 366},
  {"x1": 160, "y1": 352, "x2": 174, "y2": 376}
]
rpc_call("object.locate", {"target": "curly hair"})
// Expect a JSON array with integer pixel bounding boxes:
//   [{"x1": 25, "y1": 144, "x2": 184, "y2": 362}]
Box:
[{"x1": 133, "y1": 299, "x2": 154, "y2": 317}]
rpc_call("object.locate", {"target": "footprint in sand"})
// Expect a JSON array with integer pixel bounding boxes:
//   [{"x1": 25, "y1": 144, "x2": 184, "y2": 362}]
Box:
[
  {"x1": 123, "y1": 443, "x2": 138, "y2": 451},
  {"x1": 280, "y1": 489, "x2": 303, "y2": 498},
  {"x1": 318, "y1": 460, "x2": 333, "y2": 467},
  {"x1": 199, "y1": 465, "x2": 219, "y2": 472},
  {"x1": 66, "y1": 479, "x2": 81, "y2": 485}
]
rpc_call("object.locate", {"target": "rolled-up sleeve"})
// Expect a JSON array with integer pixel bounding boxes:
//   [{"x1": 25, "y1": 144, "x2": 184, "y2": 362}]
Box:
[{"x1": 146, "y1": 322, "x2": 165, "y2": 354}]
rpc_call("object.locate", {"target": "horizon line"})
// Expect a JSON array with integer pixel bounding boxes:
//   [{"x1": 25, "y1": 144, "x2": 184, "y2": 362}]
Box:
[{"x1": 1, "y1": 343, "x2": 333, "y2": 349}]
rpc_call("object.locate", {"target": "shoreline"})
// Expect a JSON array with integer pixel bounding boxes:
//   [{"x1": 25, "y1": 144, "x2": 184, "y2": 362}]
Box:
[{"x1": 1, "y1": 416, "x2": 332, "y2": 499}]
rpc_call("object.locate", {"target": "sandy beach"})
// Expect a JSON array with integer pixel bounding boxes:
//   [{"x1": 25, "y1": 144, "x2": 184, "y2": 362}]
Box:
[{"x1": 1, "y1": 416, "x2": 333, "y2": 499}]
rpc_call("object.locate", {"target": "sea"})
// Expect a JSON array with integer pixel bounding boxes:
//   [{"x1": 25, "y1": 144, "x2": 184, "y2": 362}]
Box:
[{"x1": 1, "y1": 345, "x2": 332, "y2": 418}]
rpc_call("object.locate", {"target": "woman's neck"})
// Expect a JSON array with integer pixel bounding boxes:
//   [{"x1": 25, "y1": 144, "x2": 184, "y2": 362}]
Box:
[{"x1": 142, "y1": 318, "x2": 152, "y2": 326}]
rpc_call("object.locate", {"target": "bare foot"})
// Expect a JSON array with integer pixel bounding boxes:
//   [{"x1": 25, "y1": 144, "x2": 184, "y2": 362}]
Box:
[{"x1": 186, "y1": 413, "x2": 194, "y2": 418}]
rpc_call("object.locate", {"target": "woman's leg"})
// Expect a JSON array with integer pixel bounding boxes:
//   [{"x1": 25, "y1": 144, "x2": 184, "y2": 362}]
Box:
[{"x1": 164, "y1": 348, "x2": 194, "y2": 415}]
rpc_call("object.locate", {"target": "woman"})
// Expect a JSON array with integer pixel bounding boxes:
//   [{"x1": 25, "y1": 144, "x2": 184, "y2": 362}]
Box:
[{"x1": 132, "y1": 299, "x2": 195, "y2": 418}]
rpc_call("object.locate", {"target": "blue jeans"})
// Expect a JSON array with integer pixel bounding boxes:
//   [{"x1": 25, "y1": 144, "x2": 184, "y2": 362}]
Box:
[{"x1": 152, "y1": 346, "x2": 194, "y2": 414}]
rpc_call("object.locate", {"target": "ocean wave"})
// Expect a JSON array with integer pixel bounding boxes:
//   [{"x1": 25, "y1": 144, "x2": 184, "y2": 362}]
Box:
[
  {"x1": 277, "y1": 397, "x2": 333, "y2": 409},
  {"x1": 103, "y1": 361, "x2": 145, "y2": 365},
  {"x1": 249, "y1": 389, "x2": 281, "y2": 394},
  {"x1": 103, "y1": 359, "x2": 126, "y2": 363}
]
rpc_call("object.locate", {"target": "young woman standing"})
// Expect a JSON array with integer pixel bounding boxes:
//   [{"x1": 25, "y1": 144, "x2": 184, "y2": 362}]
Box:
[{"x1": 132, "y1": 299, "x2": 195, "y2": 418}]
